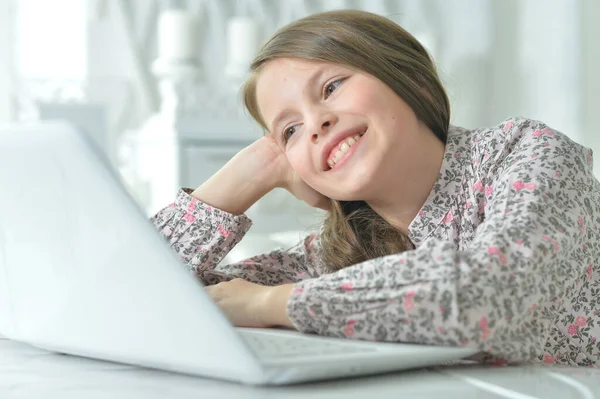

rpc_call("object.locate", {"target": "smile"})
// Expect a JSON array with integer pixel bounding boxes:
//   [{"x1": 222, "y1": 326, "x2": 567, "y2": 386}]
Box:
[{"x1": 326, "y1": 132, "x2": 365, "y2": 170}]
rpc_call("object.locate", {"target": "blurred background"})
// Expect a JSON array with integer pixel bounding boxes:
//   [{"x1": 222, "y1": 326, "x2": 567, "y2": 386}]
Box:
[{"x1": 1, "y1": 0, "x2": 599, "y2": 237}]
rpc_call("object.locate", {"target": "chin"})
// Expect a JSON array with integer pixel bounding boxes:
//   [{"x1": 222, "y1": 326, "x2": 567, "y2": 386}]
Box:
[{"x1": 324, "y1": 184, "x2": 371, "y2": 203}]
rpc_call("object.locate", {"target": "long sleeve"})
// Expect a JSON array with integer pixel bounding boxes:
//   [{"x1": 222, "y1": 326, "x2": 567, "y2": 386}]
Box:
[
  {"x1": 152, "y1": 188, "x2": 326, "y2": 286},
  {"x1": 286, "y1": 120, "x2": 599, "y2": 364}
]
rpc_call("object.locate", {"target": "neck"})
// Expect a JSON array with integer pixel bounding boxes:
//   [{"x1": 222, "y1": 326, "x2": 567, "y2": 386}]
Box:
[{"x1": 366, "y1": 129, "x2": 446, "y2": 234}]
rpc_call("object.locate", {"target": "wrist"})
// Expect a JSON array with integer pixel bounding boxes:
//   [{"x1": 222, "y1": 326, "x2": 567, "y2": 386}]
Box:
[{"x1": 258, "y1": 284, "x2": 295, "y2": 328}]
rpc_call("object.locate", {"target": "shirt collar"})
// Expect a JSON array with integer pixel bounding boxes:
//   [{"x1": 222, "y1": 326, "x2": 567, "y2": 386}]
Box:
[{"x1": 407, "y1": 124, "x2": 472, "y2": 247}]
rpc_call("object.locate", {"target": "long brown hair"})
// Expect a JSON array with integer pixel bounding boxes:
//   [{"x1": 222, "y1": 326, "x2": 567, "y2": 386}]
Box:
[{"x1": 242, "y1": 10, "x2": 450, "y2": 271}]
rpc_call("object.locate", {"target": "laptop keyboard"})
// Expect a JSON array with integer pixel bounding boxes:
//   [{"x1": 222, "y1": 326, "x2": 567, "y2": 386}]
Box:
[{"x1": 237, "y1": 329, "x2": 378, "y2": 362}]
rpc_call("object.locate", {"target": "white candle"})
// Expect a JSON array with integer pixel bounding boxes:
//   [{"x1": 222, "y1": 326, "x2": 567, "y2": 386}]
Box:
[
  {"x1": 158, "y1": 9, "x2": 199, "y2": 60},
  {"x1": 225, "y1": 17, "x2": 262, "y2": 79}
]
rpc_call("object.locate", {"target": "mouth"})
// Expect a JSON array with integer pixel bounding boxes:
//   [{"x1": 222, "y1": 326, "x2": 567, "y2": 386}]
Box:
[{"x1": 323, "y1": 127, "x2": 367, "y2": 171}]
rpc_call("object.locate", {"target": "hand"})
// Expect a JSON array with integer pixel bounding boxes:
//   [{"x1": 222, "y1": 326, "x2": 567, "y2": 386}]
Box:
[
  {"x1": 191, "y1": 135, "x2": 329, "y2": 215},
  {"x1": 205, "y1": 278, "x2": 295, "y2": 328},
  {"x1": 256, "y1": 135, "x2": 331, "y2": 211}
]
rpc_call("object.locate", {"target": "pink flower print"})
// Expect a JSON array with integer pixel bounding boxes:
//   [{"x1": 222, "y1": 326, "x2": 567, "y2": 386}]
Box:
[
  {"x1": 217, "y1": 224, "x2": 231, "y2": 238},
  {"x1": 587, "y1": 265, "x2": 593, "y2": 280},
  {"x1": 488, "y1": 246, "x2": 507, "y2": 265},
  {"x1": 578, "y1": 216, "x2": 586, "y2": 236},
  {"x1": 575, "y1": 316, "x2": 587, "y2": 327},
  {"x1": 340, "y1": 282, "x2": 354, "y2": 292},
  {"x1": 587, "y1": 150, "x2": 593, "y2": 165},
  {"x1": 442, "y1": 210, "x2": 454, "y2": 223},
  {"x1": 183, "y1": 212, "x2": 195, "y2": 223},
  {"x1": 530, "y1": 303, "x2": 537, "y2": 311},
  {"x1": 568, "y1": 324, "x2": 578, "y2": 336},
  {"x1": 533, "y1": 128, "x2": 554, "y2": 137},
  {"x1": 513, "y1": 180, "x2": 524, "y2": 191},
  {"x1": 465, "y1": 201, "x2": 471, "y2": 209},
  {"x1": 516, "y1": 240, "x2": 523, "y2": 245},
  {"x1": 480, "y1": 316, "x2": 491, "y2": 340},
  {"x1": 555, "y1": 172, "x2": 561, "y2": 178},
  {"x1": 473, "y1": 180, "x2": 484, "y2": 192},
  {"x1": 542, "y1": 235, "x2": 560, "y2": 253},
  {"x1": 490, "y1": 358, "x2": 508, "y2": 367},
  {"x1": 344, "y1": 320, "x2": 356, "y2": 337},
  {"x1": 168, "y1": 203, "x2": 177, "y2": 208},
  {"x1": 485, "y1": 186, "x2": 493, "y2": 198},
  {"x1": 479, "y1": 316, "x2": 488, "y2": 329},
  {"x1": 292, "y1": 287, "x2": 304, "y2": 295},
  {"x1": 593, "y1": 337, "x2": 597, "y2": 342},
  {"x1": 513, "y1": 180, "x2": 537, "y2": 191},
  {"x1": 404, "y1": 291, "x2": 415, "y2": 311},
  {"x1": 543, "y1": 354, "x2": 556, "y2": 364},
  {"x1": 504, "y1": 121, "x2": 514, "y2": 131},
  {"x1": 418, "y1": 210, "x2": 425, "y2": 216},
  {"x1": 187, "y1": 200, "x2": 197, "y2": 213}
]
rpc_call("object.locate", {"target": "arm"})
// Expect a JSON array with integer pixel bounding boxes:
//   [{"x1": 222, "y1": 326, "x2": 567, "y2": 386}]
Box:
[
  {"x1": 152, "y1": 135, "x2": 329, "y2": 286},
  {"x1": 284, "y1": 121, "x2": 597, "y2": 363}
]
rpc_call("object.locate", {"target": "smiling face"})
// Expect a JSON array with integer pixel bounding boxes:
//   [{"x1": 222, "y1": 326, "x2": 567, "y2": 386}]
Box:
[{"x1": 255, "y1": 58, "x2": 433, "y2": 202}]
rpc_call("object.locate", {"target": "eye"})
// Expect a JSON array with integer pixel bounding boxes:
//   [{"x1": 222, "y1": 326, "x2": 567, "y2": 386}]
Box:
[
  {"x1": 282, "y1": 124, "x2": 300, "y2": 143},
  {"x1": 324, "y1": 78, "x2": 345, "y2": 99}
]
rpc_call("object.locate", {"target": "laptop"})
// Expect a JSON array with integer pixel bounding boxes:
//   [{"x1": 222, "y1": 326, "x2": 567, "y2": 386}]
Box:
[{"x1": 0, "y1": 121, "x2": 479, "y2": 385}]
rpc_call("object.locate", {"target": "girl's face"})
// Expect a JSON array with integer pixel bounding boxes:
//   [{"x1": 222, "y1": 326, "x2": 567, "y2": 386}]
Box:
[{"x1": 255, "y1": 58, "x2": 429, "y2": 202}]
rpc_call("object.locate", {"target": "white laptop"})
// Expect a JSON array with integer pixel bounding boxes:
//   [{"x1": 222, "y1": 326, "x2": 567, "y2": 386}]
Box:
[{"x1": 0, "y1": 121, "x2": 479, "y2": 385}]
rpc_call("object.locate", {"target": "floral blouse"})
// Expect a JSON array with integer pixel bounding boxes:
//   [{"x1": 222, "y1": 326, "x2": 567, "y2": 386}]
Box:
[{"x1": 152, "y1": 117, "x2": 600, "y2": 367}]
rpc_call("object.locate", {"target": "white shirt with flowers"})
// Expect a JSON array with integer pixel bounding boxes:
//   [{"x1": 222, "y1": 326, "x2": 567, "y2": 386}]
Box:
[{"x1": 152, "y1": 117, "x2": 600, "y2": 367}]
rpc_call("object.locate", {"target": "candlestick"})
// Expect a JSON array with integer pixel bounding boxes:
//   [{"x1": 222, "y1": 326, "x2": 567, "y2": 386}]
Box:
[
  {"x1": 158, "y1": 9, "x2": 199, "y2": 61},
  {"x1": 225, "y1": 16, "x2": 262, "y2": 80}
]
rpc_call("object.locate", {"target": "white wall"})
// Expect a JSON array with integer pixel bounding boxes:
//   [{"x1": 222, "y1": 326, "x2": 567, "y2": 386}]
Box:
[
  {"x1": 581, "y1": 0, "x2": 600, "y2": 177},
  {"x1": 8, "y1": 0, "x2": 599, "y2": 176},
  {"x1": 0, "y1": 1, "x2": 14, "y2": 123}
]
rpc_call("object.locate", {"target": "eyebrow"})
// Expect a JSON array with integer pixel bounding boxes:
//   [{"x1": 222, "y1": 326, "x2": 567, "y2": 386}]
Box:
[{"x1": 268, "y1": 65, "x2": 329, "y2": 133}]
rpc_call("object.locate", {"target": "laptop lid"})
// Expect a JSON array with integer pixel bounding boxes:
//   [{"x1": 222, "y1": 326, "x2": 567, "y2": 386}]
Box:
[{"x1": 0, "y1": 121, "x2": 262, "y2": 383}]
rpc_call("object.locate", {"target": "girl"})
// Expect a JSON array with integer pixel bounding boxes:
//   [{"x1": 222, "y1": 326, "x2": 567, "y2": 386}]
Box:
[{"x1": 152, "y1": 10, "x2": 600, "y2": 367}]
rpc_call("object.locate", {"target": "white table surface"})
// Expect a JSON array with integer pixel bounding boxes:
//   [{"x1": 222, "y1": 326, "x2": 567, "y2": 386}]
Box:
[{"x1": 1, "y1": 337, "x2": 599, "y2": 399}]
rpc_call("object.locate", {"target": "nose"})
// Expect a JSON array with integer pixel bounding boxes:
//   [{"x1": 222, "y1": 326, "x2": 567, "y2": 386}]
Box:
[{"x1": 310, "y1": 111, "x2": 337, "y2": 143}]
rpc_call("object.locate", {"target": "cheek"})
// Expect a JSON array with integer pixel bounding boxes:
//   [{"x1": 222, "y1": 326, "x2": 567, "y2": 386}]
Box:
[{"x1": 286, "y1": 145, "x2": 314, "y2": 181}]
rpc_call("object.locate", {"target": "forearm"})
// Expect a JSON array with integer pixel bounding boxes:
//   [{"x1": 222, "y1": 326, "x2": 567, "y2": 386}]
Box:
[{"x1": 190, "y1": 142, "x2": 280, "y2": 215}]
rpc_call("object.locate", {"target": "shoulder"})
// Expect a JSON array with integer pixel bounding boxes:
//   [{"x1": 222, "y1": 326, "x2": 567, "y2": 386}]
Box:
[{"x1": 470, "y1": 117, "x2": 591, "y2": 177}]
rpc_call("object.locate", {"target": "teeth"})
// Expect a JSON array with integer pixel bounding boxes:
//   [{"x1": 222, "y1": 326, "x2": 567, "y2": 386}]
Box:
[{"x1": 327, "y1": 133, "x2": 364, "y2": 169}]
